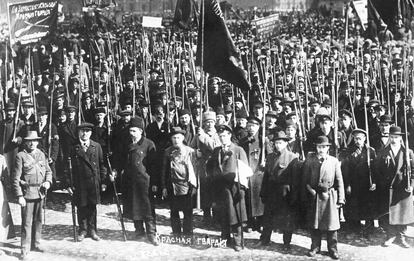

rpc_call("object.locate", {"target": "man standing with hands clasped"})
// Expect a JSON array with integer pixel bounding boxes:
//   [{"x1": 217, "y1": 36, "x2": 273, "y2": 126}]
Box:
[
  {"x1": 12, "y1": 131, "x2": 52, "y2": 260},
  {"x1": 302, "y1": 136, "x2": 345, "y2": 260}
]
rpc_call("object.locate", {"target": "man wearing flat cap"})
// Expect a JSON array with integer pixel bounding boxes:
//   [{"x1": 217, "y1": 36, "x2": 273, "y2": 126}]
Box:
[
  {"x1": 12, "y1": 131, "x2": 52, "y2": 260},
  {"x1": 59, "y1": 106, "x2": 78, "y2": 162},
  {"x1": 67, "y1": 122, "x2": 107, "y2": 242},
  {"x1": 81, "y1": 92, "x2": 95, "y2": 124},
  {"x1": 305, "y1": 114, "x2": 346, "y2": 156},
  {"x1": 0, "y1": 102, "x2": 23, "y2": 172},
  {"x1": 257, "y1": 131, "x2": 300, "y2": 251},
  {"x1": 178, "y1": 109, "x2": 197, "y2": 147},
  {"x1": 34, "y1": 107, "x2": 59, "y2": 186},
  {"x1": 238, "y1": 116, "x2": 264, "y2": 232},
  {"x1": 120, "y1": 117, "x2": 158, "y2": 245},
  {"x1": 338, "y1": 109, "x2": 355, "y2": 147},
  {"x1": 111, "y1": 109, "x2": 133, "y2": 171},
  {"x1": 302, "y1": 136, "x2": 345, "y2": 260},
  {"x1": 374, "y1": 126, "x2": 414, "y2": 248},
  {"x1": 206, "y1": 124, "x2": 249, "y2": 251},
  {"x1": 161, "y1": 127, "x2": 197, "y2": 236},
  {"x1": 91, "y1": 107, "x2": 109, "y2": 158},
  {"x1": 342, "y1": 128, "x2": 377, "y2": 236}
]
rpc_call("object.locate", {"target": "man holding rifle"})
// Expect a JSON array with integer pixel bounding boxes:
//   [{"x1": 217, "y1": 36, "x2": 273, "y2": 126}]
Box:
[
  {"x1": 375, "y1": 126, "x2": 414, "y2": 248},
  {"x1": 342, "y1": 129, "x2": 377, "y2": 236},
  {"x1": 67, "y1": 122, "x2": 107, "y2": 242}
]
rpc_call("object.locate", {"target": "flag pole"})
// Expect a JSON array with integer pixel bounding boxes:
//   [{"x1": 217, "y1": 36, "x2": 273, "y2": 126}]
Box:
[{"x1": 195, "y1": 0, "x2": 205, "y2": 213}]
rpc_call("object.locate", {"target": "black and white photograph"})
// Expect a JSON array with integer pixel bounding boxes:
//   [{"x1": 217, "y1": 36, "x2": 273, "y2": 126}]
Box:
[{"x1": 0, "y1": 0, "x2": 413, "y2": 260}]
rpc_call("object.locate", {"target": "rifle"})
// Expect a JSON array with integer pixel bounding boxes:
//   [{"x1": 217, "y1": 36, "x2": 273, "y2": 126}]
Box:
[
  {"x1": 48, "y1": 69, "x2": 56, "y2": 160},
  {"x1": 63, "y1": 48, "x2": 70, "y2": 106},
  {"x1": 106, "y1": 154, "x2": 127, "y2": 241},
  {"x1": 67, "y1": 157, "x2": 78, "y2": 242},
  {"x1": 89, "y1": 47, "x2": 96, "y2": 103},
  {"x1": 12, "y1": 75, "x2": 22, "y2": 141},
  {"x1": 28, "y1": 49, "x2": 37, "y2": 122},
  {"x1": 235, "y1": 155, "x2": 244, "y2": 249},
  {"x1": 403, "y1": 97, "x2": 412, "y2": 193},
  {"x1": 363, "y1": 89, "x2": 373, "y2": 188},
  {"x1": 106, "y1": 103, "x2": 127, "y2": 240}
]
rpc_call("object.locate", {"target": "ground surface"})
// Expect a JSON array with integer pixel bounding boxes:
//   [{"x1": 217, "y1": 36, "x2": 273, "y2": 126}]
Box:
[{"x1": 1, "y1": 191, "x2": 414, "y2": 261}]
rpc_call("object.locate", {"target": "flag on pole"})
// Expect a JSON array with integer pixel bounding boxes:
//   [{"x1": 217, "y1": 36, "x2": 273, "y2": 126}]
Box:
[
  {"x1": 196, "y1": 0, "x2": 250, "y2": 91},
  {"x1": 352, "y1": 0, "x2": 368, "y2": 30},
  {"x1": 173, "y1": 0, "x2": 197, "y2": 30},
  {"x1": 8, "y1": 0, "x2": 59, "y2": 45}
]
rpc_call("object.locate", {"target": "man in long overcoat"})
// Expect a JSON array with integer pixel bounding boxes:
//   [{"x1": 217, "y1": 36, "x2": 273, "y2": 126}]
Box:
[
  {"x1": 206, "y1": 124, "x2": 249, "y2": 251},
  {"x1": 121, "y1": 117, "x2": 158, "y2": 246},
  {"x1": 68, "y1": 122, "x2": 107, "y2": 241},
  {"x1": 256, "y1": 131, "x2": 300, "y2": 250},
  {"x1": 196, "y1": 111, "x2": 221, "y2": 222},
  {"x1": 374, "y1": 126, "x2": 414, "y2": 248},
  {"x1": 342, "y1": 129, "x2": 377, "y2": 234},
  {"x1": 302, "y1": 136, "x2": 345, "y2": 260},
  {"x1": 239, "y1": 116, "x2": 264, "y2": 231}
]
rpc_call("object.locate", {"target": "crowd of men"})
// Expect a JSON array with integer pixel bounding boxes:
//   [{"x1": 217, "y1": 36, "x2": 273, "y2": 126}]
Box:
[{"x1": 0, "y1": 6, "x2": 414, "y2": 261}]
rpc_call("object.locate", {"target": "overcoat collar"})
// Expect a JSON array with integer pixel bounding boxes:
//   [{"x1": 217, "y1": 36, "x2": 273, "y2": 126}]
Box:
[
  {"x1": 74, "y1": 140, "x2": 96, "y2": 169},
  {"x1": 128, "y1": 136, "x2": 144, "y2": 151}
]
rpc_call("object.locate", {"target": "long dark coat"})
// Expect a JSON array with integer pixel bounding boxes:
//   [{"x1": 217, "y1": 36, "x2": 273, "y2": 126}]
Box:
[
  {"x1": 342, "y1": 145, "x2": 377, "y2": 221},
  {"x1": 0, "y1": 119, "x2": 22, "y2": 171},
  {"x1": 70, "y1": 140, "x2": 107, "y2": 207},
  {"x1": 375, "y1": 145, "x2": 414, "y2": 225},
  {"x1": 260, "y1": 148, "x2": 300, "y2": 231},
  {"x1": 0, "y1": 155, "x2": 15, "y2": 240},
  {"x1": 122, "y1": 137, "x2": 156, "y2": 220},
  {"x1": 302, "y1": 153, "x2": 345, "y2": 231},
  {"x1": 36, "y1": 122, "x2": 59, "y2": 161},
  {"x1": 110, "y1": 120, "x2": 130, "y2": 170},
  {"x1": 59, "y1": 120, "x2": 78, "y2": 159},
  {"x1": 207, "y1": 143, "x2": 249, "y2": 226},
  {"x1": 239, "y1": 133, "x2": 264, "y2": 218}
]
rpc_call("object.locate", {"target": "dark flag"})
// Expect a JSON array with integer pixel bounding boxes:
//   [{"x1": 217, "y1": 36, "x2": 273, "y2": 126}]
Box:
[
  {"x1": 173, "y1": 0, "x2": 197, "y2": 30},
  {"x1": 196, "y1": 0, "x2": 250, "y2": 91}
]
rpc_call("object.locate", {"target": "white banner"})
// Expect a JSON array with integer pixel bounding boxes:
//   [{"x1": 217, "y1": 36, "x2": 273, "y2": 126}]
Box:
[
  {"x1": 353, "y1": 0, "x2": 368, "y2": 30},
  {"x1": 142, "y1": 16, "x2": 163, "y2": 28}
]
